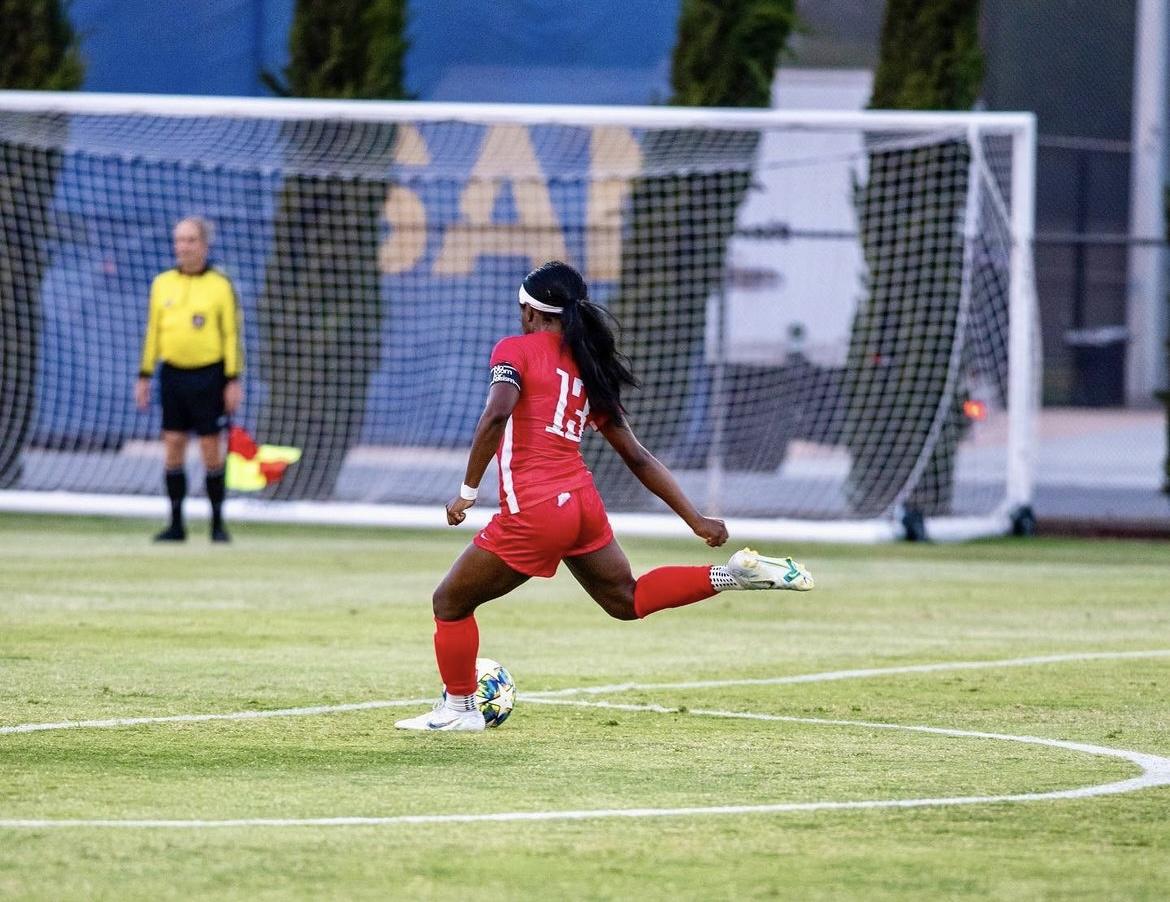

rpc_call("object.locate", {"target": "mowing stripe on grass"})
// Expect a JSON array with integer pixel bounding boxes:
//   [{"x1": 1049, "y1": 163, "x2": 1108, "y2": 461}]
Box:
[
  {"x1": 6, "y1": 650, "x2": 1167, "y2": 736},
  {"x1": 524, "y1": 649, "x2": 1170, "y2": 698},
  {"x1": 2, "y1": 650, "x2": 1169, "y2": 829},
  {"x1": 2, "y1": 706, "x2": 1168, "y2": 829}
]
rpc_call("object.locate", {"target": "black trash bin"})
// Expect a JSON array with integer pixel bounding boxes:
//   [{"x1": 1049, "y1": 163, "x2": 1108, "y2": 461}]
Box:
[{"x1": 1065, "y1": 326, "x2": 1127, "y2": 407}]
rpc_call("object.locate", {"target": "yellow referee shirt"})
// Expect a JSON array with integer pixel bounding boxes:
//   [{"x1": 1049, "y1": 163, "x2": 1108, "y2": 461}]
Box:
[{"x1": 138, "y1": 267, "x2": 243, "y2": 378}]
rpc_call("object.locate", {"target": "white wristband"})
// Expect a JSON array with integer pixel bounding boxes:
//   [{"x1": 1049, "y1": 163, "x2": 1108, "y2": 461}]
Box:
[{"x1": 459, "y1": 483, "x2": 479, "y2": 501}]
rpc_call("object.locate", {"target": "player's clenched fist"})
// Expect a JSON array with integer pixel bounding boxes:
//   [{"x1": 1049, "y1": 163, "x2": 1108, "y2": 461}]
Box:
[
  {"x1": 446, "y1": 496, "x2": 474, "y2": 525},
  {"x1": 692, "y1": 516, "x2": 728, "y2": 547}
]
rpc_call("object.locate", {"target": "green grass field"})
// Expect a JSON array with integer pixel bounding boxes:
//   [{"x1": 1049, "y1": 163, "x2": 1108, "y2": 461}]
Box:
[{"x1": 2, "y1": 513, "x2": 1169, "y2": 900}]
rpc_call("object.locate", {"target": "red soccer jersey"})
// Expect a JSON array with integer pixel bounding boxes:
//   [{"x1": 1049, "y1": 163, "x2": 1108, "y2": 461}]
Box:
[{"x1": 488, "y1": 331, "x2": 602, "y2": 513}]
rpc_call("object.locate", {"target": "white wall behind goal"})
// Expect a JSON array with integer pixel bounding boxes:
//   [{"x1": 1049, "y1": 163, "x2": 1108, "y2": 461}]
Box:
[{"x1": 711, "y1": 69, "x2": 873, "y2": 369}]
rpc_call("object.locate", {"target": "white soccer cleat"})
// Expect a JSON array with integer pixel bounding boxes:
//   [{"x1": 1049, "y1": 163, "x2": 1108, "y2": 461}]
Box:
[
  {"x1": 726, "y1": 547, "x2": 815, "y2": 591},
  {"x1": 395, "y1": 701, "x2": 485, "y2": 732}
]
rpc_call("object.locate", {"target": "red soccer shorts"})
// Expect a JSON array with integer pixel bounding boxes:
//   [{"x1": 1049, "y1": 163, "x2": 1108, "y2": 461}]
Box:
[{"x1": 473, "y1": 482, "x2": 614, "y2": 578}]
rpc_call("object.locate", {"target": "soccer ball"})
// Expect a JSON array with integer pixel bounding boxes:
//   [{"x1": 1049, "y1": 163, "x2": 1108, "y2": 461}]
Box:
[
  {"x1": 440, "y1": 657, "x2": 515, "y2": 726},
  {"x1": 474, "y1": 657, "x2": 515, "y2": 727}
]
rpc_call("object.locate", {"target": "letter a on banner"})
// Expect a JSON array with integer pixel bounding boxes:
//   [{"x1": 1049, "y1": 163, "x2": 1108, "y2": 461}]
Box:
[{"x1": 434, "y1": 124, "x2": 567, "y2": 274}]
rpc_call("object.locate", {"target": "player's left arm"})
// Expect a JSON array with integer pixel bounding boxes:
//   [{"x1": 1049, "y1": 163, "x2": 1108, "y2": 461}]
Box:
[
  {"x1": 220, "y1": 276, "x2": 243, "y2": 415},
  {"x1": 446, "y1": 381, "x2": 519, "y2": 525},
  {"x1": 598, "y1": 419, "x2": 727, "y2": 547}
]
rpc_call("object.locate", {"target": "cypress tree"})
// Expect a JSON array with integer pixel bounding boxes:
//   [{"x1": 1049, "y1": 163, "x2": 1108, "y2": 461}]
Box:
[
  {"x1": 870, "y1": 0, "x2": 982, "y2": 110},
  {"x1": 0, "y1": 0, "x2": 83, "y2": 487},
  {"x1": 270, "y1": 0, "x2": 407, "y2": 99},
  {"x1": 597, "y1": 0, "x2": 795, "y2": 508},
  {"x1": 0, "y1": 0, "x2": 83, "y2": 89},
  {"x1": 671, "y1": 0, "x2": 796, "y2": 108},
  {"x1": 843, "y1": 0, "x2": 985, "y2": 520},
  {"x1": 257, "y1": 0, "x2": 407, "y2": 499}
]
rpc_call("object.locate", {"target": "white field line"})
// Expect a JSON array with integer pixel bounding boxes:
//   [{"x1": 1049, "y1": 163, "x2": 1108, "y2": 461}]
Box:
[
  {"x1": 2, "y1": 650, "x2": 1169, "y2": 829},
  {"x1": 7, "y1": 650, "x2": 1167, "y2": 736},
  {"x1": 522, "y1": 650, "x2": 1170, "y2": 698},
  {"x1": 4, "y1": 706, "x2": 1169, "y2": 830},
  {"x1": 0, "y1": 699, "x2": 433, "y2": 736}
]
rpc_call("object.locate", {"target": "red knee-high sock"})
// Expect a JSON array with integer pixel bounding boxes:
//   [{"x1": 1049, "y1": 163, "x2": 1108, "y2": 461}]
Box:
[
  {"x1": 633, "y1": 566, "x2": 717, "y2": 619},
  {"x1": 434, "y1": 615, "x2": 479, "y2": 695}
]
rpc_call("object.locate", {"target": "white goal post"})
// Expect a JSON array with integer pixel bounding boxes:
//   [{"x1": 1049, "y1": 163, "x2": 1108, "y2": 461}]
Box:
[{"x1": 0, "y1": 91, "x2": 1038, "y2": 542}]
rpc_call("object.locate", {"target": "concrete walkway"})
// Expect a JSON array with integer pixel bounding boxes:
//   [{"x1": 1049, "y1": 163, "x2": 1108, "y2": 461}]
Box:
[{"x1": 1032, "y1": 408, "x2": 1169, "y2": 533}]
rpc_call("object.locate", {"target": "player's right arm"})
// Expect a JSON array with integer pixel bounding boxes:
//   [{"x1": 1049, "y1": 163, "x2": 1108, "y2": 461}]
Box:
[
  {"x1": 447, "y1": 380, "x2": 520, "y2": 525},
  {"x1": 135, "y1": 276, "x2": 163, "y2": 410},
  {"x1": 447, "y1": 340, "x2": 527, "y2": 525},
  {"x1": 598, "y1": 419, "x2": 727, "y2": 547}
]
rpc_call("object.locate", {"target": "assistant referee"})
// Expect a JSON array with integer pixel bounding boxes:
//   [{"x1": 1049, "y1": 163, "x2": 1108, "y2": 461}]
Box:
[{"x1": 135, "y1": 216, "x2": 243, "y2": 543}]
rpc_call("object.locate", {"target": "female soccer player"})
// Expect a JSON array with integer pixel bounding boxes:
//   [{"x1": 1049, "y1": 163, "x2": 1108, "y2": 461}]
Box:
[{"x1": 396, "y1": 261, "x2": 813, "y2": 731}]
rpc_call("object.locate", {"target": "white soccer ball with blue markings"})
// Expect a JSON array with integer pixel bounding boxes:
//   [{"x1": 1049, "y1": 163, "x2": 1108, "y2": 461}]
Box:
[{"x1": 474, "y1": 657, "x2": 515, "y2": 727}]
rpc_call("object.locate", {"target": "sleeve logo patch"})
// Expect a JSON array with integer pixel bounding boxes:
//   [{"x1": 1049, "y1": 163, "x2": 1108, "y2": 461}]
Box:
[{"x1": 490, "y1": 363, "x2": 521, "y2": 390}]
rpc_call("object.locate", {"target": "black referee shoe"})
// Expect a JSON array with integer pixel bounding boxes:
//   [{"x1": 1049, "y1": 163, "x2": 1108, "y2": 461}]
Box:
[
  {"x1": 210, "y1": 524, "x2": 231, "y2": 543},
  {"x1": 154, "y1": 524, "x2": 187, "y2": 542}
]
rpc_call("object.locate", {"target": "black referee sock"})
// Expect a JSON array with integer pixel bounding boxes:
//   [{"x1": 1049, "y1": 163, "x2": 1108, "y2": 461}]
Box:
[
  {"x1": 165, "y1": 468, "x2": 187, "y2": 530},
  {"x1": 205, "y1": 467, "x2": 226, "y2": 529}
]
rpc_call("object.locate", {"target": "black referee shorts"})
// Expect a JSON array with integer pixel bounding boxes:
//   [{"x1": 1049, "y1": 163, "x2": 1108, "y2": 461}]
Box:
[{"x1": 159, "y1": 361, "x2": 226, "y2": 436}]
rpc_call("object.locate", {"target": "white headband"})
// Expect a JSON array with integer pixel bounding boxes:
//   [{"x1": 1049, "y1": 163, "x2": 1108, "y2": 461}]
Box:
[{"x1": 518, "y1": 284, "x2": 563, "y2": 314}]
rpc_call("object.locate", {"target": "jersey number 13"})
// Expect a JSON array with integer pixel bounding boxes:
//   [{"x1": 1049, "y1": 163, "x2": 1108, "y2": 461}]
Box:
[{"x1": 545, "y1": 368, "x2": 591, "y2": 443}]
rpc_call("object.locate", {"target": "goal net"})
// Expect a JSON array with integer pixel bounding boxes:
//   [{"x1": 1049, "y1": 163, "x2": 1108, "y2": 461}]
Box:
[{"x1": 0, "y1": 93, "x2": 1037, "y2": 542}]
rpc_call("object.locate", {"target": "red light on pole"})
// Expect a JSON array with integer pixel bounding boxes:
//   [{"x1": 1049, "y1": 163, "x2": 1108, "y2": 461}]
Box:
[{"x1": 963, "y1": 399, "x2": 989, "y2": 421}]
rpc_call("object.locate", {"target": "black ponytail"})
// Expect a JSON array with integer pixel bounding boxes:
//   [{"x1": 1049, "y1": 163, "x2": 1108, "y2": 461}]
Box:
[{"x1": 521, "y1": 261, "x2": 638, "y2": 424}]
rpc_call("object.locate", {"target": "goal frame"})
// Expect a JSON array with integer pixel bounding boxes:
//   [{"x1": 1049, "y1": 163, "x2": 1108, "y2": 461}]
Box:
[{"x1": 0, "y1": 91, "x2": 1038, "y2": 542}]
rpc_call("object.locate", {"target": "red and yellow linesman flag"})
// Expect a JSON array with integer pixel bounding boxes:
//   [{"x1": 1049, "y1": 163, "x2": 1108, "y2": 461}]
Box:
[{"x1": 225, "y1": 425, "x2": 301, "y2": 491}]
